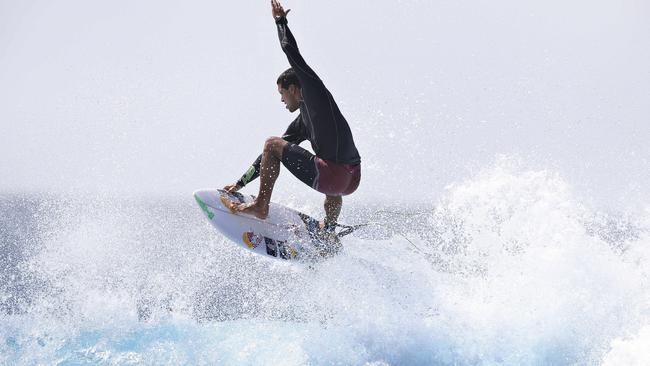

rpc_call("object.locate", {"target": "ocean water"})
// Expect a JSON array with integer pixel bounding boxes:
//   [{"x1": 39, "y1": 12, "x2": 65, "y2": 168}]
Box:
[{"x1": 1, "y1": 162, "x2": 649, "y2": 365}]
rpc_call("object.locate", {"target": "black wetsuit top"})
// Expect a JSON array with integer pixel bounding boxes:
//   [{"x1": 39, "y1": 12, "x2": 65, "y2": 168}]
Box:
[{"x1": 236, "y1": 17, "x2": 361, "y2": 187}]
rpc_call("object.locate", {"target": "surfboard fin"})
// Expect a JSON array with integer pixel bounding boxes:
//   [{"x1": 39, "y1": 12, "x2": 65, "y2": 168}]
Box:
[{"x1": 335, "y1": 223, "x2": 370, "y2": 238}]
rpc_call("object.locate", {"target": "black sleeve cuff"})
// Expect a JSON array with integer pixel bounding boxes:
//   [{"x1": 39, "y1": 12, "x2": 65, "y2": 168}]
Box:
[{"x1": 275, "y1": 16, "x2": 288, "y2": 25}]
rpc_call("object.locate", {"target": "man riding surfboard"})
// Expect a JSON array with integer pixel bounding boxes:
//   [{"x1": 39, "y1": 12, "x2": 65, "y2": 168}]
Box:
[{"x1": 223, "y1": 0, "x2": 361, "y2": 236}]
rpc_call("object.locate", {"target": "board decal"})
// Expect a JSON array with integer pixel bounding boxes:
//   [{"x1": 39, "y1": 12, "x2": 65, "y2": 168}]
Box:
[
  {"x1": 242, "y1": 232, "x2": 263, "y2": 249},
  {"x1": 195, "y1": 195, "x2": 215, "y2": 219},
  {"x1": 264, "y1": 237, "x2": 277, "y2": 257},
  {"x1": 277, "y1": 241, "x2": 297, "y2": 259}
]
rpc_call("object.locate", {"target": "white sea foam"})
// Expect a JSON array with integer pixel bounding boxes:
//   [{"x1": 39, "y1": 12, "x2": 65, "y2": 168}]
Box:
[
  {"x1": 602, "y1": 325, "x2": 650, "y2": 366},
  {"x1": 1, "y1": 160, "x2": 648, "y2": 365}
]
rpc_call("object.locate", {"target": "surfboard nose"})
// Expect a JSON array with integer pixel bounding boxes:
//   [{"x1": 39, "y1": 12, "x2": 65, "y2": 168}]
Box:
[
  {"x1": 193, "y1": 189, "x2": 213, "y2": 203},
  {"x1": 193, "y1": 189, "x2": 217, "y2": 220}
]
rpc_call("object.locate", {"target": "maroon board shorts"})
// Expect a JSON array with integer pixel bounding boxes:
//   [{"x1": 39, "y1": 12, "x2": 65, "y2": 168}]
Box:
[{"x1": 281, "y1": 143, "x2": 360, "y2": 196}]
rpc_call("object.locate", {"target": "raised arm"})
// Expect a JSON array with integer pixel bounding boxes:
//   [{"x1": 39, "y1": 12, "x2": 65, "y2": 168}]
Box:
[{"x1": 272, "y1": 0, "x2": 319, "y2": 83}]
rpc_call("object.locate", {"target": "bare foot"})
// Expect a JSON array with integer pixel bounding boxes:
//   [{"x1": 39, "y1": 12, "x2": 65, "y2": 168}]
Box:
[
  {"x1": 220, "y1": 194, "x2": 239, "y2": 213},
  {"x1": 219, "y1": 193, "x2": 269, "y2": 219},
  {"x1": 233, "y1": 200, "x2": 269, "y2": 220}
]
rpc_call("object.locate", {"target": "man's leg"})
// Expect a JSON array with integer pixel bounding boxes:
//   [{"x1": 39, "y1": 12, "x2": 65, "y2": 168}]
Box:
[
  {"x1": 235, "y1": 136, "x2": 287, "y2": 219},
  {"x1": 323, "y1": 195, "x2": 342, "y2": 227},
  {"x1": 320, "y1": 195, "x2": 343, "y2": 255}
]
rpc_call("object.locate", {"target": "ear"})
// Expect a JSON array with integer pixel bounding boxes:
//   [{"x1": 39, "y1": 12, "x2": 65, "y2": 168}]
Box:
[{"x1": 289, "y1": 84, "x2": 301, "y2": 97}]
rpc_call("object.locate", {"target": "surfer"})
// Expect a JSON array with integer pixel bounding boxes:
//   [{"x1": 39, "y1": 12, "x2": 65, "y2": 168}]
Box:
[{"x1": 223, "y1": 0, "x2": 361, "y2": 236}]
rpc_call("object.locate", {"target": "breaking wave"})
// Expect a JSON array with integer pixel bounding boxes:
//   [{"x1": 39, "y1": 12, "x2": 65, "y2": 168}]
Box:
[{"x1": 1, "y1": 160, "x2": 649, "y2": 365}]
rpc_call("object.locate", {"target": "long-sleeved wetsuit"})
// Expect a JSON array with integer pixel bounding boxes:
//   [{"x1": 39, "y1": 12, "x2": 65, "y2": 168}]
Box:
[{"x1": 236, "y1": 17, "x2": 361, "y2": 188}]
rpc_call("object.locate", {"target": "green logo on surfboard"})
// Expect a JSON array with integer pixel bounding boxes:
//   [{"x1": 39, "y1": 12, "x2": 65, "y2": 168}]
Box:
[{"x1": 194, "y1": 195, "x2": 214, "y2": 219}]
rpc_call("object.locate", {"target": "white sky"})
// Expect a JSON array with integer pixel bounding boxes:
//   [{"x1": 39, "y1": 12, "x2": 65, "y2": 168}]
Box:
[{"x1": 1, "y1": 0, "x2": 649, "y2": 210}]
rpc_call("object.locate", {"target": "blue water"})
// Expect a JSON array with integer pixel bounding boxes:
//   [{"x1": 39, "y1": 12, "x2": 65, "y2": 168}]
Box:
[{"x1": 2, "y1": 163, "x2": 649, "y2": 365}]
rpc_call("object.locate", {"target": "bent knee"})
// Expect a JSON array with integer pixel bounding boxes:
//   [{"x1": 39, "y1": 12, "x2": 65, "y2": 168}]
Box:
[
  {"x1": 263, "y1": 136, "x2": 283, "y2": 150},
  {"x1": 263, "y1": 136, "x2": 287, "y2": 156}
]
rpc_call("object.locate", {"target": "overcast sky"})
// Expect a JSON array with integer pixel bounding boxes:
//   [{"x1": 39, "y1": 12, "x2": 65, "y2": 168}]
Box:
[{"x1": 1, "y1": 0, "x2": 648, "y2": 210}]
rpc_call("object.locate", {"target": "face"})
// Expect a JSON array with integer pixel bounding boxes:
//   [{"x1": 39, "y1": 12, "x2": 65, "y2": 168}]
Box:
[{"x1": 278, "y1": 84, "x2": 300, "y2": 112}]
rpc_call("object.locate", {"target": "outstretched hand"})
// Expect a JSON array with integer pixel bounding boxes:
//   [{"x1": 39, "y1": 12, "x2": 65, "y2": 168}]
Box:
[
  {"x1": 223, "y1": 182, "x2": 242, "y2": 193},
  {"x1": 271, "y1": 0, "x2": 290, "y2": 20}
]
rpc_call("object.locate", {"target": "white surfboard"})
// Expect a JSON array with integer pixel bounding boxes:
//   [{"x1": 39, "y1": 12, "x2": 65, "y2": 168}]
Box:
[{"x1": 193, "y1": 189, "x2": 339, "y2": 262}]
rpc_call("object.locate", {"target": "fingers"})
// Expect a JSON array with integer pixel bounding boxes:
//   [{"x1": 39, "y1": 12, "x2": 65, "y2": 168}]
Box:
[
  {"x1": 271, "y1": 0, "x2": 280, "y2": 18},
  {"x1": 271, "y1": 0, "x2": 289, "y2": 18},
  {"x1": 226, "y1": 183, "x2": 241, "y2": 193}
]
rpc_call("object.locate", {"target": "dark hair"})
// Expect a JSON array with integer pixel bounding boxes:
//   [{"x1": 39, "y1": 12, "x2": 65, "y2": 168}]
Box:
[{"x1": 276, "y1": 68, "x2": 301, "y2": 89}]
